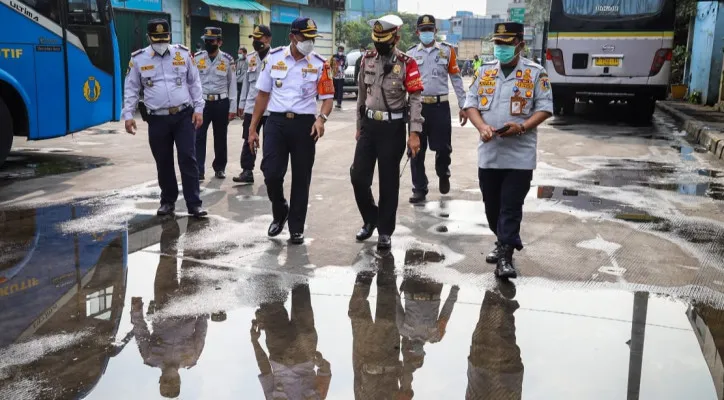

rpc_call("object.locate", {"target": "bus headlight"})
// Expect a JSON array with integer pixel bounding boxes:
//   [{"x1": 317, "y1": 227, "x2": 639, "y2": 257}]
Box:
[{"x1": 547, "y1": 48, "x2": 565, "y2": 76}]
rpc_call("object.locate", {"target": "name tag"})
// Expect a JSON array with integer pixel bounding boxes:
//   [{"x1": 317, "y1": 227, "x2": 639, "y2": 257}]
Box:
[
  {"x1": 272, "y1": 61, "x2": 287, "y2": 71},
  {"x1": 172, "y1": 61, "x2": 185, "y2": 66},
  {"x1": 140, "y1": 65, "x2": 154, "y2": 71},
  {"x1": 516, "y1": 80, "x2": 534, "y2": 90},
  {"x1": 302, "y1": 68, "x2": 318, "y2": 74}
]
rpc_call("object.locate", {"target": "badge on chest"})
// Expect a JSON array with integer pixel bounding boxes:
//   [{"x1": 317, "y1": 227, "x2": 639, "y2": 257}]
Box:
[{"x1": 510, "y1": 87, "x2": 528, "y2": 116}]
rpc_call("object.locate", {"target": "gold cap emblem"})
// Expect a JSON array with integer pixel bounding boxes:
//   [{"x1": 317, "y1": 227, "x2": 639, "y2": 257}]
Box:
[
  {"x1": 374, "y1": 21, "x2": 383, "y2": 33},
  {"x1": 206, "y1": 29, "x2": 213, "y2": 36},
  {"x1": 497, "y1": 24, "x2": 506, "y2": 34},
  {"x1": 254, "y1": 26, "x2": 260, "y2": 33},
  {"x1": 307, "y1": 19, "x2": 316, "y2": 29},
  {"x1": 423, "y1": 16, "x2": 430, "y2": 24},
  {"x1": 156, "y1": 24, "x2": 164, "y2": 33}
]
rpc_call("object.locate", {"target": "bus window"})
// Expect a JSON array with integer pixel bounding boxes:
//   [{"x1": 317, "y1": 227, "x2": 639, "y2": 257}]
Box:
[
  {"x1": 67, "y1": 0, "x2": 103, "y2": 25},
  {"x1": 563, "y1": 0, "x2": 664, "y2": 17},
  {"x1": 14, "y1": 0, "x2": 61, "y2": 22},
  {"x1": 65, "y1": 0, "x2": 115, "y2": 74}
]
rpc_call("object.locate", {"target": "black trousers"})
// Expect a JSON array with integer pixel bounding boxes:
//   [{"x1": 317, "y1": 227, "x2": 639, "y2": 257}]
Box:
[
  {"x1": 236, "y1": 82, "x2": 243, "y2": 109},
  {"x1": 350, "y1": 118, "x2": 407, "y2": 235},
  {"x1": 240, "y1": 113, "x2": 267, "y2": 171},
  {"x1": 261, "y1": 113, "x2": 316, "y2": 234},
  {"x1": 195, "y1": 98, "x2": 229, "y2": 175},
  {"x1": 146, "y1": 108, "x2": 201, "y2": 208},
  {"x1": 478, "y1": 168, "x2": 533, "y2": 250},
  {"x1": 333, "y1": 78, "x2": 345, "y2": 105},
  {"x1": 410, "y1": 101, "x2": 452, "y2": 194}
]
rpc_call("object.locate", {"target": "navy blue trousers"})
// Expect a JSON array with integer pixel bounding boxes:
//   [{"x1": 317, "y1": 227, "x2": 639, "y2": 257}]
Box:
[
  {"x1": 240, "y1": 113, "x2": 267, "y2": 171},
  {"x1": 195, "y1": 98, "x2": 229, "y2": 175},
  {"x1": 261, "y1": 113, "x2": 316, "y2": 234},
  {"x1": 146, "y1": 108, "x2": 201, "y2": 208},
  {"x1": 410, "y1": 102, "x2": 452, "y2": 194},
  {"x1": 478, "y1": 168, "x2": 533, "y2": 250}
]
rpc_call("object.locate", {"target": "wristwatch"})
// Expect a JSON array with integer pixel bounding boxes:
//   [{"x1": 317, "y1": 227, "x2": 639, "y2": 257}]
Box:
[
  {"x1": 518, "y1": 123, "x2": 527, "y2": 135},
  {"x1": 317, "y1": 113, "x2": 329, "y2": 123}
]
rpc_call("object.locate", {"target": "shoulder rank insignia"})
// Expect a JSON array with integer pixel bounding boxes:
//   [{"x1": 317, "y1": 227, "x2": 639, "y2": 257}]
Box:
[
  {"x1": 270, "y1": 47, "x2": 284, "y2": 54},
  {"x1": 131, "y1": 49, "x2": 143, "y2": 57},
  {"x1": 176, "y1": 44, "x2": 189, "y2": 52}
]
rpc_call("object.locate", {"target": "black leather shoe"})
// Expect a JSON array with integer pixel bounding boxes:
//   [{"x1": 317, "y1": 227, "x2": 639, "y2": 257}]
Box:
[
  {"x1": 495, "y1": 244, "x2": 517, "y2": 280},
  {"x1": 377, "y1": 234, "x2": 392, "y2": 250},
  {"x1": 199, "y1": 174, "x2": 205, "y2": 181},
  {"x1": 355, "y1": 223, "x2": 376, "y2": 241},
  {"x1": 485, "y1": 242, "x2": 501, "y2": 264},
  {"x1": 157, "y1": 204, "x2": 175, "y2": 216},
  {"x1": 267, "y1": 206, "x2": 289, "y2": 237},
  {"x1": 289, "y1": 233, "x2": 304, "y2": 245},
  {"x1": 409, "y1": 191, "x2": 426, "y2": 204},
  {"x1": 439, "y1": 176, "x2": 450, "y2": 195},
  {"x1": 232, "y1": 170, "x2": 254, "y2": 184},
  {"x1": 188, "y1": 206, "x2": 208, "y2": 218},
  {"x1": 215, "y1": 171, "x2": 226, "y2": 179}
]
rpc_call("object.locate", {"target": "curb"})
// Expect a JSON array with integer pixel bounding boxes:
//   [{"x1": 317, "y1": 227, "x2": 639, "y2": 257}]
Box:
[{"x1": 656, "y1": 102, "x2": 724, "y2": 160}]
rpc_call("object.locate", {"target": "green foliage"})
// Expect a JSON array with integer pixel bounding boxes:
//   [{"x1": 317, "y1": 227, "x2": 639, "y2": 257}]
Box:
[
  {"x1": 688, "y1": 91, "x2": 701, "y2": 104},
  {"x1": 525, "y1": 0, "x2": 551, "y2": 25},
  {"x1": 676, "y1": 0, "x2": 697, "y2": 20},
  {"x1": 338, "y1": 12, "x2": 420, "y2": 52},
  {"x1": 670, "y1": 45, "x2": 688, "y2": 84}
]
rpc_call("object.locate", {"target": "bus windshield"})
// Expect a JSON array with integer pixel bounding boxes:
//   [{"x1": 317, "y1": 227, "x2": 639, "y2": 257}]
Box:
[{"x1": 563, "y1": 0, "x2": 664, "y2": 17}]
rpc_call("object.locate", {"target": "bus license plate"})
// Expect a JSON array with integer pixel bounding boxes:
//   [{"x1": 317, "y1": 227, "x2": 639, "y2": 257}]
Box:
[{"x1": 594, "y1": 58, "x2": 620, "y2": 67}]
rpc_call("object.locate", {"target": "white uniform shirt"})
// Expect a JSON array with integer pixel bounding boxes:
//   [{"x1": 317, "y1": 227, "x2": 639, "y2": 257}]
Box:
[{"x1": 195, "y1": 49, "x2": 237, "y2": 112}]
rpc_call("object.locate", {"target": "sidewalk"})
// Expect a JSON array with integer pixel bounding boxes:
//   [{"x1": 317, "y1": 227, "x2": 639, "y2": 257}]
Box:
[{"x1": 656, "y1": 101, "x2": 724, "y2": 161}]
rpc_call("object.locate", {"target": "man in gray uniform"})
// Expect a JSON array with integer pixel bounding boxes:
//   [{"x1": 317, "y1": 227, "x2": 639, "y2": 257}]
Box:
[
  {"x1": 464, "y1": 22, "x2": 553, "y2": 279},
  {"x1": 406, "y1": 15, "x2": 467, "y2": 203},
  {"x1": 194, "y1": 26, "x2": 237, "y2": 180},
  {"x1": 236, "y1": 46, "x2": 248, "y2": 108}
]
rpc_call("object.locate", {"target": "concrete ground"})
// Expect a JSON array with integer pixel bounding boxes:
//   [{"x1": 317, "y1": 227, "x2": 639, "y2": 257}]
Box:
[{"x1": 2, "y1": 83, "x2": 724, "y2": 399}]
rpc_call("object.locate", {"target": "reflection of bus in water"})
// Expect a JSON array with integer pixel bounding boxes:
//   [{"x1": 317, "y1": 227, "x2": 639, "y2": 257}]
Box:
[
  {"x1": 545, "y1": 0, "x2": 675, "y2": 118},
  {"x1": 0, "y1": 205, "x2": 128, "y2": 397}
]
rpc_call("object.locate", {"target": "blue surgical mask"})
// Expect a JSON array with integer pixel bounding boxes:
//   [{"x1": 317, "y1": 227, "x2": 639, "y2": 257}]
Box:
[
  {"x1": 419, "y1": 31, "x2": 435, "y2": 45},
  {"x1": 494, "y1": 44, "x2": 517, "y2": 64}
]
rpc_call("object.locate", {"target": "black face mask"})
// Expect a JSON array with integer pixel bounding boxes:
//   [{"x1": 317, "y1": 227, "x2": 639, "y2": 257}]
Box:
[
  {"x1": 205, "y1": 41, "x2": 219, "y2": 53},
  {"x1": 374, "y1": 41, "x2": 394, "y2": 56},
  {"x1": 252, "y1": 40, "x2": 265, "y2": 52}
]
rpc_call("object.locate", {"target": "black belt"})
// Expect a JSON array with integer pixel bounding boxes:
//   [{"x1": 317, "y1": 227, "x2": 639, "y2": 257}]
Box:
[
  {"x1": 148, "y1": 104, "x2": 190, "y2": 116},
  {"x1": 270, "y1": 112, "x2": 314, "y2": 120}
]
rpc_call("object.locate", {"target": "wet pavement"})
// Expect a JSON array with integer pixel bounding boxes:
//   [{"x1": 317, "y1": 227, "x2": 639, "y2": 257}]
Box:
[{"x1": 2, "y1": 95, "x2": 724, "y2": 399}]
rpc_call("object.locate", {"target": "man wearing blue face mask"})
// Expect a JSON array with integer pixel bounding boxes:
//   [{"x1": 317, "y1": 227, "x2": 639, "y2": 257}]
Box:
[
  {"x1": 463, "y1": 22, "x2": 553, "y2": 280},
  {"x1": 406, "y1": 14, "x2": 467, "y2": 204}
]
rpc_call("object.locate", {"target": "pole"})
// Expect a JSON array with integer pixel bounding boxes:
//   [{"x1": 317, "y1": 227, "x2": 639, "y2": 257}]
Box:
[{"x1": 626, "y1": 291, "x2": 649, "y2": 400}]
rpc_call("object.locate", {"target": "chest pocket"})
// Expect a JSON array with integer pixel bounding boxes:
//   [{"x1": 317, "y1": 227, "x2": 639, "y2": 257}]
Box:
[
  {"x1": 247, "y1": 70, "x2": 258, "y2": 83},
  {"x1": 477, "y1": 74, "x2": 497, "y2": 112},
  {"x1": 414, "y1": 56, "x2": 424, "y2": 66},
  {"x1": 383, "y1": 74, "x2": 404, "y2": 95},
  {"x1": 140, "y1": 67, "x2": 157, "y2": 87},
  {"x1": 214, "y1": 64, "x2": 227, "y2": 76},
  {"x1": 514, "y1": 71, "x2": 538, "y2": 115},
  {"x1": 270, "y1": 67, "x2": 288, "y2": 80}
]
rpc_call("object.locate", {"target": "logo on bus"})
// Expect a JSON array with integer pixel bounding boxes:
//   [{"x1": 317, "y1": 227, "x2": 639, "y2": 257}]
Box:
[
  {"x1": 83, "y1": 77, "x2": 101, "y2": 102},
  {"x1": 602, "y1": 44, "x2": 615, "y2": 52}
]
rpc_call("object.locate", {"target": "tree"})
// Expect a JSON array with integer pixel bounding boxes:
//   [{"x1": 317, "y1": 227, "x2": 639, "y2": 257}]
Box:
[
  {"x1": 338, "y1": 12, "x2": 420, "y2": 52},
  {"x1": 525, "y1": 0, "x2": 550, "y2": 26}
]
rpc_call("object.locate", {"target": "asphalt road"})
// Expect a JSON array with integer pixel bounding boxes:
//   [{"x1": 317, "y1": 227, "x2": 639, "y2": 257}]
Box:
[{"x1": 2, "y1": 87, "x2": 724, "y2": 399}]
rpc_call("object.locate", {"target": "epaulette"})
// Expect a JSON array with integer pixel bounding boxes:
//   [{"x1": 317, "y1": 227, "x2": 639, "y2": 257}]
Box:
[
  {"x1": 270, "y1": 47, "x2": 284, "y2": 54},
  {"x1": 440, "y1": 42, "x2": 453, "y2": 47},
  {"x1": 364, "y1": 50, "x2": 377, "y2": 58},
  {"x1": 312, "y1": 53, "x2": 326, "y2": 63},
  {"x1": 194, "y1": 50, "x2": 206, "y2": 57},
  {"x1": 396, "y1": 51, "x2": 411, "y2": 62},
  {"x1": 248, "y1": 51, "x2": 258, "y2": 58},
  {"x1": 483, "y1": 60, "x2": 497, "y2": 65},
  {"x1": 522, "y1": 58, "x2": 544, "y2": 69},
  {"x1": 222, "y1": 52, "x2": 233, "y2": 62},
  {"x1": 175, "y1": 44, "x2": 189, "y2": 52},
  {"x1": 407, "y1": 44, "x2": 417, "y2": 51},
  {"x1": 131, "y1": 49, "x2": 143, "y2": 57}
]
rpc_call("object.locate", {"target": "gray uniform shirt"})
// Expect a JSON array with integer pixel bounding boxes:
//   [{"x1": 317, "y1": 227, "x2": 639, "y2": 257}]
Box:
[
  {"x1": 122, "y1": 44, "x2": 205, "y2": 120},
  {"x1": 194, "y1": 50, "x2": 237, "y2": 112},
  {"x1": 236, "y1": 55, "x2": 248, "y2": 84},
  {"x1": 463, "y1": 57, "x2": 553, "y2": 170},
  {"x1": 240, "y1": 51, "x2": 270, "y2": 116},
  {"x1": 406, "y1": 42, "x2": 466, "y2": 109}
]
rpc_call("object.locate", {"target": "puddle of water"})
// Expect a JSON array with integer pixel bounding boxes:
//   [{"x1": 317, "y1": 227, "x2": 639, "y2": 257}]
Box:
[{"x1": 0, "y1": 153, "x2": 110, "y2": 183}]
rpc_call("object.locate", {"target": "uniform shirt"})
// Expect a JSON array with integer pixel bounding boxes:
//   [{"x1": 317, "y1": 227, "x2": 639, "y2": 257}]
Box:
[
  {"x1": 395, "y1": 286, "x2": 458, "y2": 344},
  {"x1": 240, "y1": 51, "x2": 270, "y2": 116},
  {"x1": 406, "y1": 42, "x2": 466, "y2": 109},
  {"x1": 331, "y1": 54, "x2": 346, "y2": 79},
  {"x1": 256, "y1": 46, "x2": 335, "y2": 115},
  {"x1": 259, "y1": 361, "x2": 331, "y2": 400},
  {"x1": 463, "y1": 57, "x2": 553, "y2": 170},
  {"x1": 356, "y1": 48, "x2": 425, "y2": 132},
  {"x1": 122, "y1": 44, "x2": 204, "y2": 120},
  {"x1": 195, "y1": 50, "x2": 237, "y2": 112},
  {"x1": 130, "y1": 310, "x2": 208, "y2": 369},
  {"x1": 236, "y1": 55, "x2": 248, "y2": 84}
]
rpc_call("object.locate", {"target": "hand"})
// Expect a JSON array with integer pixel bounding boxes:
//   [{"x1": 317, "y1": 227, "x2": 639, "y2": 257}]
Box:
[
  {"x1": 250, "y1": 319, "x2": 261, "y2": 341},
  {"x1": 228, "y1": 112, "x2": 237, "y2": 121},
  {"x1": 478, "y1": 124, "x2": 495, "y2": 143},
  {"x1": 500, "y1": 122, "x2": 523, "y2": 137},
  {"x1": 314, "y1": 351, "x2": 331, "y2": 371},
  {"x1": 238, "y1": 108, "x2": 244, "y2": 116},
  {"x1": 408, "y1": 132, "x2": 421, "y2": 158},
  {"x1": 192, "y1": 112, "x2": 203, "y2": 129},
  {"x1": 355, "y1": 130, "x2": 361, "y2": 141},
  {"x1": 248, "y1": 130, "x2": 260, "y2": 154},
  {"x1": 310, "y1": 118, "x2": 325, "y2": 142},
  {"x1": 131, "y1": 296, "x2": 143, "y2": 311},
  {"x1": 125, "y1": 119, "x2": 137, "y2": 135},
  {"x1": 458, "y1": 110, "x2": 468, "y2": 127}
]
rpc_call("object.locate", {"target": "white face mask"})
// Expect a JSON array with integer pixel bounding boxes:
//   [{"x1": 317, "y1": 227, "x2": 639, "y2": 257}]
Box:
[
  {"x1": 295, "y1": 40, "x2": 314, "y2": 56},
  {"x1": 151, "y1": 43, "x2": 169, "y2": 55}
]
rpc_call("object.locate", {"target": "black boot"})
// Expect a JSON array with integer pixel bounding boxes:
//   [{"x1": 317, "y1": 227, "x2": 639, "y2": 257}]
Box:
[
  {"x1": 495, "y1": 244, "x2": 517, "y2": 280},
  {"x1": 485, "y1": 242, "x2": 501, "y2": 264},
  {"x1": 409, "y1": 191, "x2": 426, "y2": 204}
]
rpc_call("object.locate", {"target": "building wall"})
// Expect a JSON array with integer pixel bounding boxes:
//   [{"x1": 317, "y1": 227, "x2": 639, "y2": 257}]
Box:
[
  {"x1": 485, "y1": 0, "x2": 508, "y2": 18},
  {"x1": 162, "y1": 0, "x2": 184, "y2": 43},
  {"x1": 689, "y1": 1, "x2": 724, "y2": 105},
  {"x1": 457, "y1": 39, "x2": 481, "y2": 59},
  {"x1": 341, "y1": 0, "x2": 396, "y2": 21},
  {"x1": 461, "y1": 16, "x2": 504, "y2": 40}
]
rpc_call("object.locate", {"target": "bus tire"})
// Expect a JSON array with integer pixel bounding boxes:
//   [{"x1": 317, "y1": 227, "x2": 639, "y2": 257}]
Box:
[
  {"x1": 562, "y1": 96, "x2": 576, "y2": 115},
  {"x1": 0, "y1": 97, "x2": 13, "y2": 168},
  {"x1": 631, "y1": 97, "x2": 655, "y2": 121}
]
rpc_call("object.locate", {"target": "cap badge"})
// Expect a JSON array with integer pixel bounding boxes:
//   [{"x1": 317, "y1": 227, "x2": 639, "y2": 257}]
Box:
[
  {"x1": 374, "y1": 22, "x2": 383, "y2": 33},
  {"x1": 423, "y1": 16, "x2": 430, "y2": 24},
  {"x1": 206, "y1": 29, "x2": 213, "y2": 36},
  {"x1": 254, "y1": 26, "x2": 260, "y2": 33},
  {"x1": 307, "y1": 19, "x2": 316, "y2": 29},
  {"x1": 497, "y1": 25, "x2": 506, "y2": 34},
  {"x1": 156, "y1": 24, "x2": 164, "y2": 33}
]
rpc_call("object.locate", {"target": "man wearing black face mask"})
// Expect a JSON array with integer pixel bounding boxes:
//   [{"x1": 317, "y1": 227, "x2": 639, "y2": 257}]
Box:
[
  {"x1": 194, "y1": 27, "x2": 237, "y2": 181},
  {"x1": 331, "y1": 45, "x2": 347, "y2": 109}
]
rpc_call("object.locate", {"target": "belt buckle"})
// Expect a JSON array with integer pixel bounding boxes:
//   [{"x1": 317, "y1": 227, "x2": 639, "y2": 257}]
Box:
[
  {"x1": 169, "y1": 107, "x2": 179, "y2": 115},
  {"x1": 422, "y1": 97, "x2": 433, "y2": 104},
  {"x1": 285, "y1": 112, "x2": 295, "y2": 119},
  {"x1": 373, "y1": 111, "x2": 383, "y2": 121}
]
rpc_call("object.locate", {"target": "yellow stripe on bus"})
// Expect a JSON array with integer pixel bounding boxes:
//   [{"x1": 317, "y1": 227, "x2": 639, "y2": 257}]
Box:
[{"x1": 550, "y1": 31, "x2": 674, "y2": 39}]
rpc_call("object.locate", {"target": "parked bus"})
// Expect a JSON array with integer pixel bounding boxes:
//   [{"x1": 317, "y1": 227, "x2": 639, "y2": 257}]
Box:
[
  {"x1": 0, "y1": 0, "x2": 122, "y2": 166},
  {"x1": 545, "y1": 0, "x2": 675, "y2": 117}
]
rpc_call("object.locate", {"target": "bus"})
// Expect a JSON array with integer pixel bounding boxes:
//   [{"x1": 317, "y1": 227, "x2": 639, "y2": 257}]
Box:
[
  {"x1": 545, "y1": 0, "x2": 675, "y2": 118},
  {"x1": 0, "y1": 0, "x2": 122, "y2": 166}
]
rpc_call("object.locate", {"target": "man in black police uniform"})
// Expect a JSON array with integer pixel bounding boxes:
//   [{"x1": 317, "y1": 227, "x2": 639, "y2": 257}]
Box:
[{"x1": 123, "y1": 19, "x2": 207, "y2": 218}]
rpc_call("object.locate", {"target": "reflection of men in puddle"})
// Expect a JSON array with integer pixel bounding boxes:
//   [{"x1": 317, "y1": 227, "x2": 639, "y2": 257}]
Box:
[
  {"x1": 130, "y1": 218, "x2": 210, "y2": 398},
  {"x1": 397, "y1": 249, "x2": 459, "y2": 395},
  {"x1": 251, "y1": 279, "x2": 331, "y2": 399},
  {"x1": 466, "y1": 286, "x2": 523, "y2": 400},
  {"x1": 349, "y1": 253, "x2": 405, "y2": 399}
]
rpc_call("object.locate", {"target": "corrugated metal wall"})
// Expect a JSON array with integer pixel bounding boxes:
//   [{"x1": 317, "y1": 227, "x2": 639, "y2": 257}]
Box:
[
  {"x1": 461, "y1": 16, "x2": 504, "y2": 39},
  {"x1": 114, "y1": 9, "x2": 171, "y2": 83}
]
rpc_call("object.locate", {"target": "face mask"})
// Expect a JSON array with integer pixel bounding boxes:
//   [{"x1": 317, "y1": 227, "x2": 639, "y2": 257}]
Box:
[
  {"x1": 419, "y1": 31, "x2": 435, "y2": 45},
  {"x1": 338, "y1": 51, "x2": 344, "y2": 56},
  {"x1": 494, "y1": 44, "x2": 517, "y2": 64},
  {"x1": 253, "y1": 40, "x2": 265, "y2": 52},
  {"x1": 374, "y1": 41, "x2": 394, "y2": 56},
  {"x1": 151, "y1": 43, "x2": 169, "y2": 55},
  {"x1": 295, "y1": 39, "x2": 314, "y2": 56},
  {"x1": 205, "y1": 42, "x2": 219, "y2": 53}
]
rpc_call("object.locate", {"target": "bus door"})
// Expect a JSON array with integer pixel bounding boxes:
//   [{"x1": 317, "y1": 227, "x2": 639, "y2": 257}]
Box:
[{"x1": 64, "y1": 0, "x2": 119, "y2": 132}]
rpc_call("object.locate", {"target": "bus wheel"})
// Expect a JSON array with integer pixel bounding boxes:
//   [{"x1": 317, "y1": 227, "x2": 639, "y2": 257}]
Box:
[
  {"x1": 631, "y1": 97, "x2": 655, "y2": 121},
  {"x1": 563, "y1": 96, "x2": 576, "y2": 115},
  {"x1": 0, "y1": 97, "x2": 13, "y2": 168}
]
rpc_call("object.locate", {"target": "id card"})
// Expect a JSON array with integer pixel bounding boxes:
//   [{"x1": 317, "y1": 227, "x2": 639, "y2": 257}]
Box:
[{"x1": 510, "y1": 97, "x2": 522, "y2": 116}]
